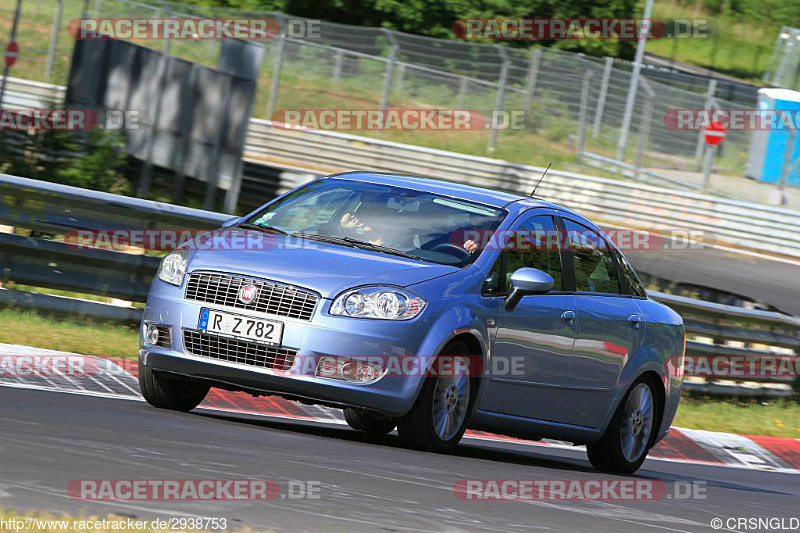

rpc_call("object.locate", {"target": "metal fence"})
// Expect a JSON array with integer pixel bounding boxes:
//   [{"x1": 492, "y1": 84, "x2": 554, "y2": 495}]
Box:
[
  {"x1": 764, "y1": 26, "x2": 800, "y2": 90},
  {"x1": 0, "y1": 0, "x2": 766, "y2": 189},
  {"x1": 1, "y1": 173, "x2": 799, "y2": 397}
]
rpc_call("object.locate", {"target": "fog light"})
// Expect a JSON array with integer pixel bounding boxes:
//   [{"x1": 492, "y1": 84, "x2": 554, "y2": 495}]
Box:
[
  {"x1": 146, "y1": 324, "x2": 160, "y2": 345},
  {"x1": 315, "y1": 356, "x2": 386, "y2": 384},
  {"x1": 342, "y1": 361, "x2": 385, "y2": 383}
]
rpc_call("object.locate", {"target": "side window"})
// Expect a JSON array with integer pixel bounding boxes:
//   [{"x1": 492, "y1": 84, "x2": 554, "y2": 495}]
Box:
[
  {"x1": 503, "y1": 215, "x2": 563, "y2": 292},
  {"x1": 615, "y1": 250, "x2": 647, "y2": 297},
  {"x1": 564, "y1": 219, "x2": 621, "y2": 294}
]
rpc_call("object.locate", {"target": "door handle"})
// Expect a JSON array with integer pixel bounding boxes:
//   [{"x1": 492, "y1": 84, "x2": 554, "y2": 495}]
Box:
[
  {"x1": 561, "y1": 310, "x2": 576, "y2": 325},
  {"x1": 627, "y1": 314, "x2": 642, "y2": 329}
]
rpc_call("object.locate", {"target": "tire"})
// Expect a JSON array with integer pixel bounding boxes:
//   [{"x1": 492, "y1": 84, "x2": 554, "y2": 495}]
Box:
[
  {"x1": 138, "y1": 362, "x2": 209, "y2": 412},
  {"x1": 587, "y1": 376, "x2": 660, "y2": 475},
  {"x1": 396, "y1": 341, "x2": 473, "y2": 453},
  {"x1": 343, "y1": 408, "x2": 396, "y2": 435}
]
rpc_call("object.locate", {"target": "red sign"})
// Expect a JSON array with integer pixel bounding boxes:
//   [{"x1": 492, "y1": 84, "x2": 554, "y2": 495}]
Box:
[
  {"x1": 704, "y1": 120, "x2": 725, "y2": 146},
  {"x1": 5, "y1": 41, "x2": 18, "y2": 67}
]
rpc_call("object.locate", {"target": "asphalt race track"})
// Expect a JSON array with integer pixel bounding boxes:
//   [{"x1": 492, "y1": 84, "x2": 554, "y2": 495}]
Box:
[{"x1": 1, "y1": 386, "x2": 797, "y2": 532}]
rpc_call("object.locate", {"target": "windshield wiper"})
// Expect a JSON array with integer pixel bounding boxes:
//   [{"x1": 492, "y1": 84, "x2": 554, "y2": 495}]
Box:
[
  {"x1": 291, "y1": 232, "x2": 359, "y2": 247},
  {"x1": 236, "y1": 222, "x2": 290, "y2": 236},
  {"x1": 293, "y1": 233, "x2": 424, "y2": 261},
  {"x1": 338, "y1": 237, "x2": 425, "y2": 261}
]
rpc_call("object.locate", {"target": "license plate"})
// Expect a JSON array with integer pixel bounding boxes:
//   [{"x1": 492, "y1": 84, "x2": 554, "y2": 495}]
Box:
[{"x1": 198, "y1": 309, "x2": 283, "y2": 346}]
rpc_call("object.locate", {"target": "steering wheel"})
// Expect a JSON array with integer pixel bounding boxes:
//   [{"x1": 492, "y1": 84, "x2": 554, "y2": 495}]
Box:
[{"x1": 428, "y1": 242, "x2": 472, "y2": 262}]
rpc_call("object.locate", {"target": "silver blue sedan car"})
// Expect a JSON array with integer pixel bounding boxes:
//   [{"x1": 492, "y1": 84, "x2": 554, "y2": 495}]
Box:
[{"x1": 139, "y1": 171, "x2": 684, "y2": 474}]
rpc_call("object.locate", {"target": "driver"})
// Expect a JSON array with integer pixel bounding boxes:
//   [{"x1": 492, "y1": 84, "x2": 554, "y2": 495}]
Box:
[{"x1": 341, "y1": 211, "x2": 478, "y2": 253}]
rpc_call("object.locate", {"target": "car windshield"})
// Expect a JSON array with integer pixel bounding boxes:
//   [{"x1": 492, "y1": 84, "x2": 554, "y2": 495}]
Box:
[{"x1": 244, "y1": 178, "x2": 507, "y2": 266}]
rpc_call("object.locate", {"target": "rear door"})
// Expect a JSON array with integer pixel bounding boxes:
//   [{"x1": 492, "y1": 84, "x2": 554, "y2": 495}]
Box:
[
  {"x1": 560, "y1": 217, "x2": 646, "y2": 428},
  {"x1": 479, "y1": 212, "x2": 578, "y2": 422}
]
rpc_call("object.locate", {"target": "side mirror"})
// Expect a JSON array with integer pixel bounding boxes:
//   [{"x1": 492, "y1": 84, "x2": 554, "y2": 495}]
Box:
[
  {"x1": 505, "y1": 267, "x2": 554, "y2": 312},
  {"x1": 221, "y1": 216, "x2": 241, "y2": 229}
]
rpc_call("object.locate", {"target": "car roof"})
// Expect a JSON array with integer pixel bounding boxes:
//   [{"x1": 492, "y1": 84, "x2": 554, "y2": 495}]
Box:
[{"x1": 327, "y1": 171, "x2": 562, "y2": 211}]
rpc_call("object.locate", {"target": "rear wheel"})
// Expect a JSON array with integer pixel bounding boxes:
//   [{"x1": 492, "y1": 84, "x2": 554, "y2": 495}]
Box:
[
  {"x1": 396, "y1": 341, "x2": 473, "y2": 453},
  {"x1": 587, "y1": 376, "x2": 659, "y2": 474},
  {"x1": 343, "y1": 408, "x2": 396, "y2": 435},
  {"x1": 138, "y1": 363, "x2": 209, "y2": 412}
]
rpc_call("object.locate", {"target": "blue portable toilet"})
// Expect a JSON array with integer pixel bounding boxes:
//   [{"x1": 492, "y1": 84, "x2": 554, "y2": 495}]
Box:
[{"x1": 745, "y1": 88, "x2": 800, "y2": 185}]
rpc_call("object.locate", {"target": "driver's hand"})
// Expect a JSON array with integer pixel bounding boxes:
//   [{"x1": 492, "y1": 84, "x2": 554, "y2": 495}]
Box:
[
  {"x1": 464, "y1": 239, "x2": 478, "y2": 253},
  {"x1": 340, "y1": 212, "x2": 361, "y2": 229},
  {"x1": 341, "y1": 213, "x2": 372, "y2": 233}
]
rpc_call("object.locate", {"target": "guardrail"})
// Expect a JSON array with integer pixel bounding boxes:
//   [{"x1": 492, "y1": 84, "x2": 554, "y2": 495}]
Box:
[
  {"x1": 0, "y1": 174, "x2": 228, "y2": 323},
  {"x1": 0, "y1": 173, "x2": 797, "y2": 397}
]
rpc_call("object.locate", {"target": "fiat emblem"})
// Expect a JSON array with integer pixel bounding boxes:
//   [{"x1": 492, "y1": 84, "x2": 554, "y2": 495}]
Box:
[{"x1": 238, "y1": 284, "x2": 258, "y2": 304}]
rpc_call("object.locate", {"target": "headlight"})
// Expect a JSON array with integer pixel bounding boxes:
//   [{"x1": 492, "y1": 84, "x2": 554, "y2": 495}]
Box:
[
  {"x1": 157, "y1": 250, "x2": 187, "y2": 286},
  {"x1": 330, "y1": 286, "x2": 426, "y2": 320}
]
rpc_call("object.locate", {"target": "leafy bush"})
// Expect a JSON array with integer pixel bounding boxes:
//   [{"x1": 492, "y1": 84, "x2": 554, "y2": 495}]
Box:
[{"x1": 0, "y1": 128, "x2": 131, "y2": 194}]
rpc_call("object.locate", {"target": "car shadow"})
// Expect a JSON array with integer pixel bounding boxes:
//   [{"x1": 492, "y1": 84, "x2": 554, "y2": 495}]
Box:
[{"x1": 191, "y1": 408, "x2": 793, "y2": 497}]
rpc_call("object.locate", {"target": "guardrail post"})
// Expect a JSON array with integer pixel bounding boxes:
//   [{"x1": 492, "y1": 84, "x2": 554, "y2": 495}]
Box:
[
  {"x1": 576, "y1": 69, "x2": 593, "y2": 163},
  {"x1": 456, "y1": 76, "x2": 468, "y2": 109},
  {"x1": 694, "y1": 78, "x2": 718, "y2": 169},
  {"x1": 266, "y1": 32, "x2": 286, "y2": 119},
  {"x1": 0, "y1": 0, "x2": 23, "y2": 112},
  {"x1": 701, "y1": 145, "x2": 716, "y2": 192},
  {"x1": 44, "y1": 0, "x2": 63, "y2": 84},
  {"x1": 487, "y1": 45, "x2": 509, "y2": 156},
  {"x1": 616, "y1": 10, "x2": 654, "y2": 161},
  {"x1": 379, "y1": 29, "x2": 398, "y2": 114},
  {"x1": 522, "y1": 48, "x2": 542, "y2": 112},
  {"x1": 332, "y1": 49, "x2": 343, "y2": 85},
  {"x1": 774, "y1": 31, "x2": 796, "y2": 87},
  {"x1": 394, "y1": 62, "x2": 406, "y2": 94},
  {"x1": 267, "y1": 17, "x2": 286, "y2": 120},
  {"x1": 592, "y1": 56, "x2": 614, "y2": 139},
  {"x1": 777, "y1": 128, "x2": 797, "y2": 206},
  {"x1": 634, "y1": 78, "x2": 655, "y2": 180}
]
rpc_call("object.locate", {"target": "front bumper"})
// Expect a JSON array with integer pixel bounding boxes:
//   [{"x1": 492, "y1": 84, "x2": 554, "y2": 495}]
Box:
[{"x1": 140, "y1": 281, "x2": 434, "y2": 417}]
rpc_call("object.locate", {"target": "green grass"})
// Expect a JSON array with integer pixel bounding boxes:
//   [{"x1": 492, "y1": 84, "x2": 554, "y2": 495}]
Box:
[
  {"x1": 0, "y1": 309, "x2": 140, "y2": 359},
  {"x1": 649, "y1": 0, "x2": 777, "y2": 81},
  {"x1": 674, "y1": 398, "x2": 800, "y2": 437}
]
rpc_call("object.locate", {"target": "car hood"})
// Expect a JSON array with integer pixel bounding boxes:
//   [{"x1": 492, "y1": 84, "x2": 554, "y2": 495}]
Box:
[{"x1": 185, "y1": 230, "x2": 460, "y2": 299}]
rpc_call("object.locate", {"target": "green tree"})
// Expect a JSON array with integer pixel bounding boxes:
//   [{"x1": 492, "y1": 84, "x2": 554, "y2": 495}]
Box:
[{"x1": 168, "y1": 0, "x2": 642, "y2": 58}]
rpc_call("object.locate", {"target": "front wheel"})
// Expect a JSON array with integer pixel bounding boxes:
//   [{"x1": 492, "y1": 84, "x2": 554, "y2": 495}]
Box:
[
  {"x1": 343, "y1": 408, "x2": 396, "y2": 435},
  {"x1": 138, "y1": 363, "x2": 209, "y2": 412},
  {"x1": 396, "y1": 341, "x2": 472, "y2": 453},
  {"x1": 587, "y1": 377, "x2": 659, "y2": 474}
]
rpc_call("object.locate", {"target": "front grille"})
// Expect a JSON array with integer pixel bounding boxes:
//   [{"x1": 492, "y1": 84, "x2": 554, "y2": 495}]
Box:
[
  {"x1": 185, "y1": 272, "x2": 318, "y2": 321},
  {"x1": 183, "y1": 330, "x2": 296, "y2": 371}
]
